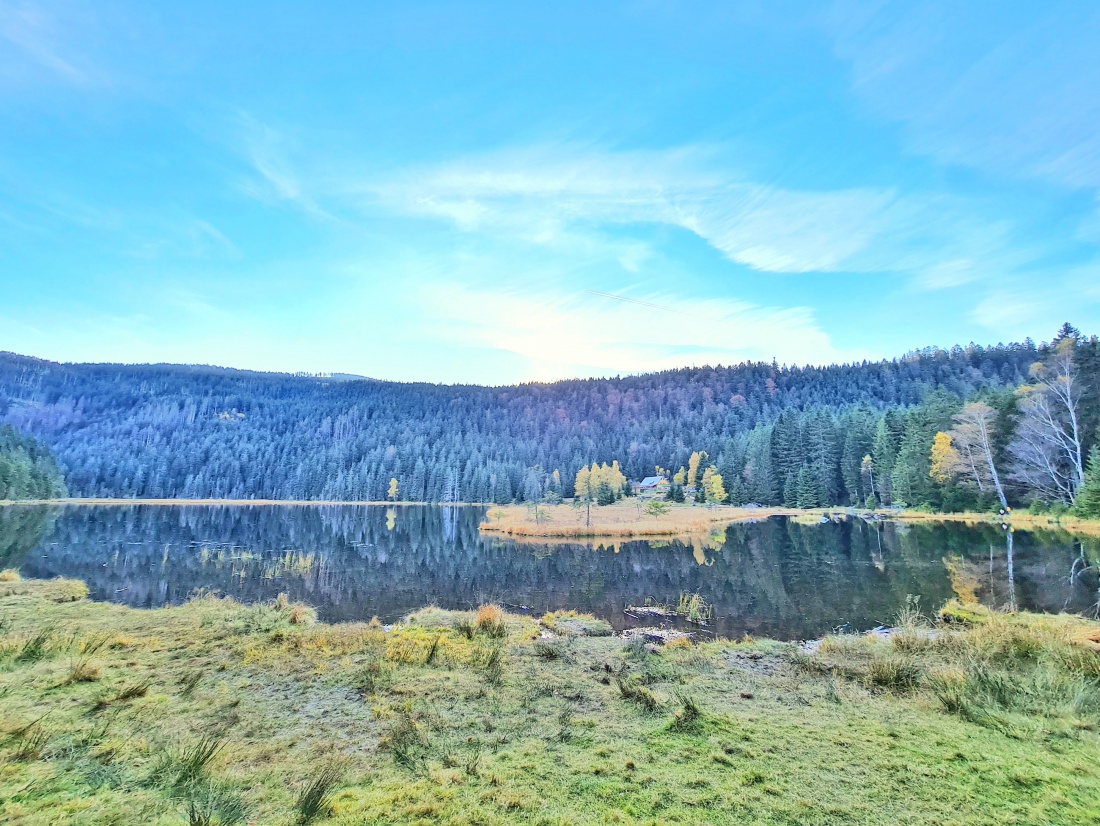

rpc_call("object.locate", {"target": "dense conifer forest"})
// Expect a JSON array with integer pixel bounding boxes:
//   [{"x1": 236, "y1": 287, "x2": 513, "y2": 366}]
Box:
[
  {"x1": 1, "y1": 327, "x2": 1097, "y2": 510},
  {"x1": 0, "y1": 424, "x2": 66, "y2": 501}
]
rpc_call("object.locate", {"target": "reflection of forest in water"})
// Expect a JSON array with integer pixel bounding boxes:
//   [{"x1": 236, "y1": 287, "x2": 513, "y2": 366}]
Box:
[{"x1": 3, "y1": 505, "x2": 1097, "y2": 640}]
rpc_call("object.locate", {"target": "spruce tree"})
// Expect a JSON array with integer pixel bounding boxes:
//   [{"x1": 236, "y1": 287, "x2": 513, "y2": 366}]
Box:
[{"x1": 1074, "y1": 446, "x2": 1100, "y2": 518}]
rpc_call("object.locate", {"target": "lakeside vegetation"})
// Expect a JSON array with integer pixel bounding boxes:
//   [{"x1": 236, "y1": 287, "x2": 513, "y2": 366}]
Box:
[
  {"x1": 2, "y1": 575, "x2": 1100, "y2": 824},
  {"x1": 0, "y1": 425, "x2": 66, "y2": 503},
  {"x1": 479, "y1": 502, "x2": 797, "y2": 538},
  {"x1": 478, "y1": 500, "x2": 1100, "y2": 540}
]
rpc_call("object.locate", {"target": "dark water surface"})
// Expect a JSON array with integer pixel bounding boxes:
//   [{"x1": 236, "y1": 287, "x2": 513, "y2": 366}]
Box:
[{"x1": 2, "y1": 505, "x2": 1097, "y2": 640}]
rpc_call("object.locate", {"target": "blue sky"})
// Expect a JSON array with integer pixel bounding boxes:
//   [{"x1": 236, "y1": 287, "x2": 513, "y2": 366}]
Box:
[{"x1": 2, "y1": 1, "x2": 1099, "y2": 384}]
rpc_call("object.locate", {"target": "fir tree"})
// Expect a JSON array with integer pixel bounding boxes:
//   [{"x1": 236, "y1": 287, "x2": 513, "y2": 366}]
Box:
[{"x1": 1074, "y1": 446, "x2": 1100, "y2": 518}]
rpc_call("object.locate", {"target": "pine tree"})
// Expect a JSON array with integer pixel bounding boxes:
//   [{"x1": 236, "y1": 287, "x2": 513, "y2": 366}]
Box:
[
  {"x1": 872, "y1": 418, "x2": 896, "y2": 504},
  {"x1": 1074, "y1": 446, "x2": 1100, "y2": 518},
  {"x1": 783, "y1": 471, "x2": 798, "y2": 507},
  {"x1": 795, "y1": 466, "x2": 818, "y2": 508}
]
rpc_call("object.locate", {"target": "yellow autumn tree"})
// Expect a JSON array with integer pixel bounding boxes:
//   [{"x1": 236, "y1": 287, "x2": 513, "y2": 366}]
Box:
[
  {"x1": 673, "y1": 466, "x2": 686, "y2": 485},
  {"x1": 387, "y1": 477, "x2": 399, "y2": 502},
  {"x1": 574, "y1": 465, "x2": 593, "y2": 501},
  {"x1": 687, "y1": 451, "x2": 706, "y2": 488},
  {"x1": 701, "y1": 465, "x2": 726, "y2": 503},
  {"x1": 929, "y1": 432, "x2": 959, "y2": 483}
]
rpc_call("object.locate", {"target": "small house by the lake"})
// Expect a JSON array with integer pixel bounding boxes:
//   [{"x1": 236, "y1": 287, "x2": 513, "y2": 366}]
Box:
[{"x1": 634, "y1": 476, "x2": 669, "y2": 495}]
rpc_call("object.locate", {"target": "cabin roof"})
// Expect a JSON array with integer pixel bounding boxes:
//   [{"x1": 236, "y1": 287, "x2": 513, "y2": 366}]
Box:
[{"x1": 638, "y1": 476, "x2": 666, "y2": 486}]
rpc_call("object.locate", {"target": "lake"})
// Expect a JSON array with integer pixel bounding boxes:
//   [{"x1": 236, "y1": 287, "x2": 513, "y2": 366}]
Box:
[{"x1": 2, "y1": 504, "x2": 1097, "y2": 640}]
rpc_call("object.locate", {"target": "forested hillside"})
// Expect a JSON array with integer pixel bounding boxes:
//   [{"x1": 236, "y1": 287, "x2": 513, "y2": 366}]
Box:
[
  {"x1": 0, "y1": 424, "x2": 67, "y2": 501},
  {"x1": 1, "y1": 328, "x2": 1096, "y2": 510}
]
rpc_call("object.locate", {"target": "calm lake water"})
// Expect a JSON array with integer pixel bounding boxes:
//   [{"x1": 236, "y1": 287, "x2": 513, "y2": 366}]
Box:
[{"x1": 2, "y1": 504, "x2": 1097, "y2": 640}]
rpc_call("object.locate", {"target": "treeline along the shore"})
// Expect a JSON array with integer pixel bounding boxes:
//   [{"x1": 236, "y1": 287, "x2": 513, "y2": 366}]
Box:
[{"x1": 1, "y1": 325, "x2": 1098, "y2": 511}]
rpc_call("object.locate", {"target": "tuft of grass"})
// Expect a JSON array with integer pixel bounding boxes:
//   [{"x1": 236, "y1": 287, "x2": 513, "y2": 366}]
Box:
[
  {"x1": 384, "y1": 707, "x2": 429, "y2": 772},
  {"x1": 180, "y1": 669, "x2": 205, "y2": 697},
  {"x1": 295, "y1": 764, "x2": 344, "y2": 824},
  {"x1": 616, "y1": 677, "x2": 661, "y2": 712},
  {"x1": 0, "y1": 569, "x2": 20, "y2": 582},
  {"x1": 289, "y1": 604, "x2": 316, "y2": 625},
  {"x1": 669, "y1": 691, "x2": 702, "y2": 729},
  {"x1": 478, "y1": 643, "x2": 505, "y2": 686},
  {"x1": 183, "y1": 782, "x2": 247, "y2": 825},
  {"x1": 14, "y1": 626, "x2": 58, "y2": 663},
  {"x1": 676, "y1": 592, "x2": 713, "y2": 624},
  {"x1": 866, "y1": 657, "x2": 923, "y2": 692},
  {"x1": 423, "y1": 634, "x2": 443, "y2": 665},
  {"x1": 533, "y1": 639, "x2": 568, "y2": 660},
  {"x1": 165, "y1": 737, "x2": 227, "y2": 790},
  {"x1": 475, "y1": 604, "x2": 507, "y2": 639},
  {"x1": 13, "y1": 722, "x2": 49, "y2": 760},
  {"x1": 67, "y1": 633, "x2": 111, "y2": 683}
]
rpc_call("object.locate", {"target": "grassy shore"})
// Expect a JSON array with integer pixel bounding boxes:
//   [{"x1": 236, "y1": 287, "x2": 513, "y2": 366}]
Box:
[
  {"x1": 479, "y1": 500, "x2": 1100, "y2": 539},
  {"x1": 3, "y1": 574, "x2": 1100, "y2": 824},
  {"x1": 479, "y1": 502, "x2": 802, "y2": 538}
]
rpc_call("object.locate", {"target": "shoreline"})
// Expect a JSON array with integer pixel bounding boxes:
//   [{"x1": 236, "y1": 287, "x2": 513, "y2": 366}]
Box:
[
  {"x1": 3, "y1": 497, "x2": 1099, "y2": 537},
  {"x1": 0, "y1": 498, "x2": 455, "y2": 507}
]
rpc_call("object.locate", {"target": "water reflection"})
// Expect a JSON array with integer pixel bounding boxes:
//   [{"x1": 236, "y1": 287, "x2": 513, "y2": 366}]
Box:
[{"x1": 3, "y1": 505, "x2": 1096, "y2": 640}]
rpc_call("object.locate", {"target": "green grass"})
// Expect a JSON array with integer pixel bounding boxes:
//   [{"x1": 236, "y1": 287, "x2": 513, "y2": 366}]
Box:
[{"x1": 2, "y1": 579, "x2": 1100, "y2": 824}]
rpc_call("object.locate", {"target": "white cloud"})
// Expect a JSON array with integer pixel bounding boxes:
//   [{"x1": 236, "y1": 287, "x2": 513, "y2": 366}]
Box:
[
  {"x1": 363, "y1": 145, "x2": 901, "y2": 274},
  {"x1": 349, "y1": 143, "x2": 1041, "y2": 291},
  {"x1": 418, "y1": 281, "x2": 867, "y2": 382}
]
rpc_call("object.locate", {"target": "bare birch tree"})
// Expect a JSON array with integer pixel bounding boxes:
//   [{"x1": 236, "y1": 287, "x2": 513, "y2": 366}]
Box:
[
  {"x1": 1008, "y1": 339, "x2": 1086, "y2": 504},
  {"x1": 948, "y1": 402, "x2": 1008, "y2": 509}
]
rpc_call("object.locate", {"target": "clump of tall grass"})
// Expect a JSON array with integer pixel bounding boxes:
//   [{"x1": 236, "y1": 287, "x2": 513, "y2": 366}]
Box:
[
  {"x1": 895, "y1": 594, "x2": 926, "y2": 629},
  {"x1": 669, "y1": 691, "x2": 703, "y2": 729},
  {"x1": 12, "y1": 626, "x2": 58, "y2": 663},
  {"x1": 355, "y1": 657, "x2": 389, "y2": 695},
  {"x1": 477, "y1": 642, "x2": 505, "y2": 686},
  {"x1": 158, "y1": 737, "x2": 227, "y2": 792},
  {"x1": 931, "y1": 658, "x2": 1100, "y2": 735},
  {"x1": 67, "y1": 633, "x2": 111, "y2": 683},
  {"x1": 865, "y1": 657, "x2": 923, "y2": 692},
  {"x1": 12, "y1": 721, "x2": 49, "y2": 760},
  {"x1": 818, "y1": 634, "x2": 871, "y2": 656},
  {"x1": 616, "y1": 676, "x2": 661, "y2": 712},
  {"x1": 475, "y1": 604, "x2": 507, "y2": 639},
  {"x1": 384, "y1": 706, "x2": 429, "y2": 772},
  {"x1": 185, "y1": 786, "x2": 246, "y2": 826},
  {"x1": 295, "y1": 764, "x2": 344, "y2": 824},
  {"x1": 533, "y1": 639, "x2": 569, "y2": 660},
  {"x1": 0, "y1": 569, "x2": 20, "y2": 582},
  {"x1": 454, "y1": 618, "x2": 476, "y2": 639},
  {"x1": 92, "y1": 679, "x2": 152, "y2": 713},
  {"x1": 676, "y1": 593, "x2": 713, "y2": 624}
]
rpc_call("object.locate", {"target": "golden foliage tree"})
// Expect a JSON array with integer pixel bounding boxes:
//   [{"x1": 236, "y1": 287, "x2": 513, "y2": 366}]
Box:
[
  {"x1": 702, "y1": 466, "x2": 726, "y2": 503},
  {"x1": 929, "y1": 432, "x2": 959, "y2": 483}
]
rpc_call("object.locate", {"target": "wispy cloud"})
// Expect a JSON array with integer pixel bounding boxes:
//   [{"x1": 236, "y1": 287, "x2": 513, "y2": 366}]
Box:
[
  {"x1": 233, "y1": 115, "x2": 338, "y2": 220},
  {"x1": 418, "y1": 281, "x2": 867, "y2": 382},
  {"x1": 0, "y1": 1, "x2": 107, "y2": 88},
  {"x1": 349, "y1": 143, "x2": 1047, "y2": 295},
  {"x1": 827, "y1": 1, "x2": 1100, "y2": 191},
  {"x1": 362, "y1": 145, "x2": 900, "y2": 274}
]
